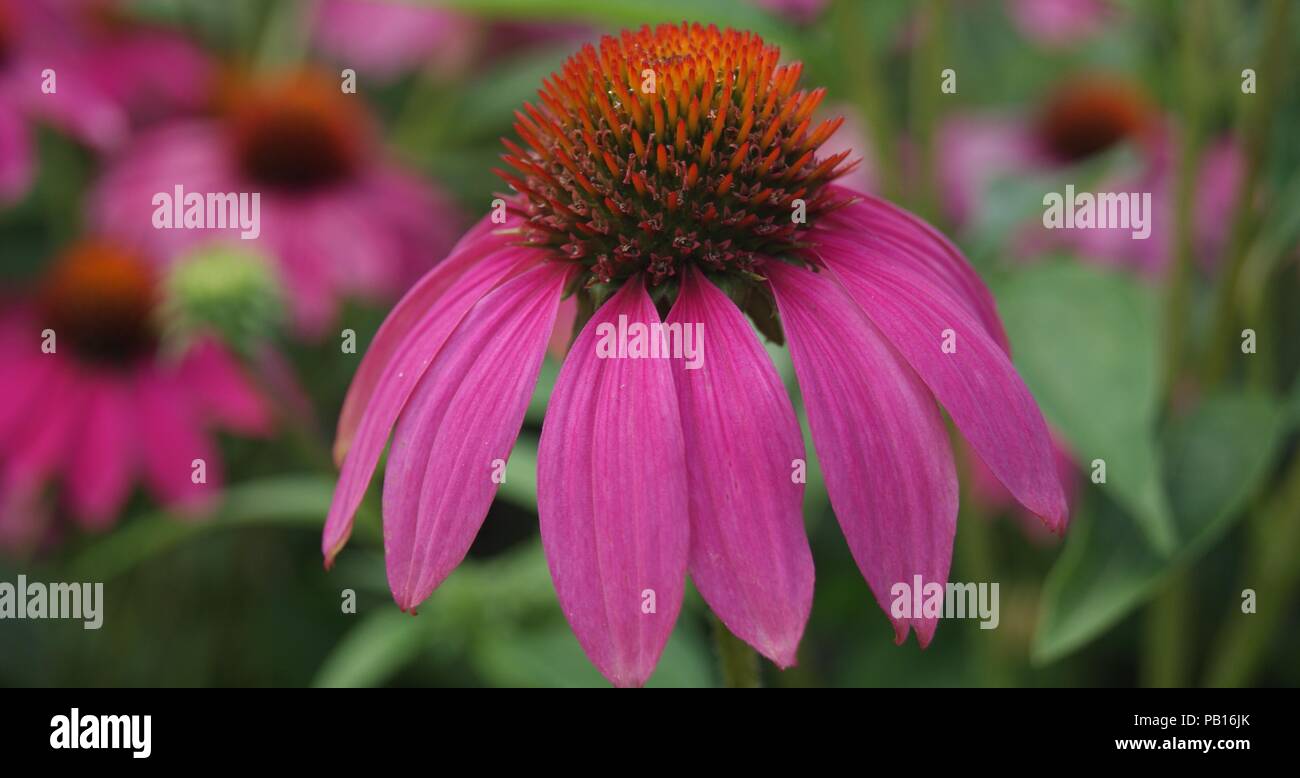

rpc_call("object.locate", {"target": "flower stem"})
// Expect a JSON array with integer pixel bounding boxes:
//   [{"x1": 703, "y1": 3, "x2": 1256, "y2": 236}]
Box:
[
  {"x1": 712, "y1": 616, "x2": 762, "y2": 688},
  {"x1": 908, "y1": 0, "x2": 948, "y2": 222},
  {"x1": 1203, "y1": 450, "x2": 1300, "y2": 686},
  {"x1": 1140, "y1": 569, "x2": 1191, "y2": 687},
  {"x1": 1160, "y1": 0, "x2": 1208, "y2": 400},
  {"x1": 1202, "y1": 0, "x2": 1291, "y2": 384},
  {"x1": 830, "y1": 0, "x2": 902, "y2": 201}
]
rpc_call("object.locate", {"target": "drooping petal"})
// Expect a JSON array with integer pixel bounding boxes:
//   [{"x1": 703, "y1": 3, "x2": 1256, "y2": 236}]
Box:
[
  {"x1": 768, "y1": 261, "x2": 958, "y2": 646},
  {"x1": 136, "y1": 369, "x2": 221, "y2": 515},
  {"x1": 538, "y1": 278, "x2": 690, "y2": 687},
  {"x1": 667, "y1": 267, "x2": 812, "y2": 667},
  {"x1": 818, "y1": 187, "x2": 1012, "y2": 352},
  {"x1": 181, "y1": 340, "x2": 274, "y2": 437},
  {"x1": 334, "y1": 215, "x2": 510, "y2": 463},
  {"x1": 818, "y1": 237, "x2": 1068, "y2": 531},
  {"x1": 322, "y1": 243, "x2": 545, "y2": 565},
  {"x1": 383, "y1": 261, "x2": 572, "y2": 610},
  {"x1": 66, "y1": 377, "x2": 135, "y2": 528}
]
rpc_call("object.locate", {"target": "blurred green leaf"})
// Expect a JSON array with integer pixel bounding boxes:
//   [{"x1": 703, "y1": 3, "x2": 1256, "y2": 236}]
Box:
[
  {"x1": 70, "y1": 476, "x2": 346, "y2": 581},
  {"x1": 498, "y1": 435, "x2": 540, "y2": 509},
  {"x1": 995, "y1": 259, "x2": 1175, "y2": 552},
  {"x1": 311, "y1": 609, "x2": 428, "y2": 688},
  {"x1": 475, "y1": 621, "x2": 714, "y2": 688},
  {"x1": 1034, "y1": 390, "x2": 1288, "y2": 663}
]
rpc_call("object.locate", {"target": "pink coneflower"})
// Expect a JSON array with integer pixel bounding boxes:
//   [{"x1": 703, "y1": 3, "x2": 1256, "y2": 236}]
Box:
[
  {"x1": 0, "y1": 0, "x2": 209, "y2": 201},
  {"x1": 323, "y1": 24, "x2": 1066, "y2": 687},
  {"x1": 310, "y1": 0, "x2": 592, "y2": 82},
  {"x1": 310, "y1": 0, "x2": 480, "y2": 79},
  {"x1": 1006, "y1": 0, "x2": 1113, "y2": 48},
  {"x1": 0, "y1": 239, "x2": 272, "y2": 538},
  {"x1": 938, "y1": 73, "x2": 1243, "y2": 274},
  {"x1": 89, "y1": 69, "x2": 458, "y2": 335}
]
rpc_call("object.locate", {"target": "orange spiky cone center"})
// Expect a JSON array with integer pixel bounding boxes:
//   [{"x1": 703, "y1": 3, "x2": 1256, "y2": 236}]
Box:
[{"x1": 496, "y1": 23, "x2": 857, "y2": 291}]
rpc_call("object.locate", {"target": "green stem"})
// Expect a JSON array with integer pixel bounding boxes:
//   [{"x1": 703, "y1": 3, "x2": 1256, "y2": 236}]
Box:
[
  {"x1": 908, "y1": 0, "x2": 947, "y2": 222},
  {"x1": 1140, "y1": 569, "x2": 1191, "y2": 687},
  {"x1": 1159, "y1": 0, "x2": 1207, "y2": 400},
  {"x1": 831, "y1": 0, "x2": 902, "y2": 201},
  {"x1": 1203, "y1": 451, "x2": 1300, "y2": 686},
  {"x1": 1202, "y1": 0, "x2": 1291, "y2": 383},
  {"x1": 712, "y1": 616, "x2": 762, "y2": 688}
]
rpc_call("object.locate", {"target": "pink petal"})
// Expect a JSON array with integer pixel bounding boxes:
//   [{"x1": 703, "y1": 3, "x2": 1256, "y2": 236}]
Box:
[
  {"x1": 1, "y1": 359, "x2": 83, "y2": 494},
  {"x1": 312, "y1": 0, "x2": 478, "y2": 78},
  {"x1": 136, "y1": 369, "x2": 221, "y2": 516},
  {"x1": 322, "y1": 243, "x2": 545, "y2": 565},
  {"x1": 768, "y1": 261, "x2": 957, "y2": 646},
  {"x1": 384, "y1": 261, "x2": 572, "y2": 610},
  {"x1": 819, "y1": 187, "x2": 1012, "y2": 352},
  {"x1": 0, "y1": 353, "x2": 55, "y2": 448},
  {"x1": 818, "y1": 232, "x2": 1068, "y2": 531},
  {"x1": 334, "y1": 215, "x2": 511, "y2": 463},
  {"x1": 538, "y1": 278, "x2": 691, "y2": 687},
  {"x1": 180, "y1": 340, "x2": 274, "y2": 437},
  {"x1": 66, "y1": 377, "x2": 135, "y2": 529},
  {"x1": 667, "y1": 267, "x2": 813, "y2": 667},
  {"x1": 547, "y1": 294, "x2": 579, "y2": 359}
]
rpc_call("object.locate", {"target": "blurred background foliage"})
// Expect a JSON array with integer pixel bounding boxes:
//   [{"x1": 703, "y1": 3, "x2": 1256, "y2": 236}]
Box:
[{"x1": 1, "y1": 0, "x2": 1298, "y2": 687}]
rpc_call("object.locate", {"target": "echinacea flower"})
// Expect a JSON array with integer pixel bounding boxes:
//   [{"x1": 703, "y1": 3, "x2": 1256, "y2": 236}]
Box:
[
  {"x1": 1006, "y1": 0, "x2": 1114, "y2": 48},
  {"x1": 0, "y1": 0, "x2": 210, "y2": 201},
  {"x1": 938, "y1": 73, "x2": 1243, "y2": 274},
  {"x1": 324, "y1": 23, "x2": 1066, "y2": 686},
  {"x1": 0, "y1": 238, "x2": 272, "y2": 538},
  {"x1": 310, "y1": 0, "x2": 480, "y2": 79},
  {"x1": 89, "y1": 69, "x2": 458, "y2": 335}
]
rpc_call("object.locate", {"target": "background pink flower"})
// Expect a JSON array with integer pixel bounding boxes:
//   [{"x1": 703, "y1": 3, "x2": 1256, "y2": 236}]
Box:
[
  {"x1": 0, "y1": 239, "x2": 273, "y2": 535},
  {"x1": 0, "y1": 0, "x2": 210, "y2": 201},
  {"x1": 90, "y1": 69, "x2": 459, "y2": 336}
]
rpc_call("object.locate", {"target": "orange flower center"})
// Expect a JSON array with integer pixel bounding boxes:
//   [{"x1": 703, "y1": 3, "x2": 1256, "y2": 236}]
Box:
[
  {"x1": 1036, "y1": 75, "x2": 1153, "y2": 163},
  {"x1": 228, "y1": 71, "x2": 366, "y2": 192},
  {"x1": 39, "y1": 241, "x2": 159, "y2": 366},
  {"x1": 498, "y1": 23, "x2": 855, "y2": 289}
]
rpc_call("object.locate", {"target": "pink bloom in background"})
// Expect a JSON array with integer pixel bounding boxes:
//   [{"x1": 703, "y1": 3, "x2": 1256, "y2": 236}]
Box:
[
  {"x1": 311, "y1": 0, "x2": 592, "y2": 81},
  {"x1": 751, "y1": 0, "x2": 829, "y2": 24},
  {"x1": 0, "y1": 0, "x2": 210, "y2": 201},
  {"x1": 322, "y1": 25, "x2": 1067, "y2": 687},
  {"x1": 311, "y1": 0, "x2": 479, "y2": 79},
  {"x1": 90, "y1": 70, "x2": 459, "y2": 336},
  {"x1": 0, "y1": 239, "x2": 272, "y2": 547},
  {"x1": 1006, "y1": 0, "x2": 1113, "y2": 47},
  {"x1": 938, "y1": 73, "x2": 1244, "y2": 274}
]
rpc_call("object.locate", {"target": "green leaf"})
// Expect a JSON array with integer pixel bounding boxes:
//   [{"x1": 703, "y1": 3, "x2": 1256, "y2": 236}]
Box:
[
  {"x1": 474, "y1": 622, "x2": 713, "y2": 688},
  {"x1": 497, "y1": 435, "x2": 540, "y2": 509},
  {"x1": 311, "y1": 609, "x2": 428, "y2": 688},
  {"x1": 69, "y1": 476, "x2": 349, "y2": 581},
  {"x1": 994, "y1": 259, "x2": 1175, "y2": 553},
  {"x1": 1033, "y1": 390, "x2": 1287, "y2": 663}
]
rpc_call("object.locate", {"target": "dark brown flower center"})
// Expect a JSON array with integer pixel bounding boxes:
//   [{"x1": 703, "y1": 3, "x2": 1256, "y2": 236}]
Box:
[
  {"x1": 39, "y1": 241, "x2": 159, "y2": 366},
  {"x1": 497, "y1": 23, "x2": 856, "y2": 292},
  {"x1": 229, "y1": 72, "x2": 365, "y2": 192},
  {"x1": 1036, "y1": 75, "x2": 1153, "y2": 163}
]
